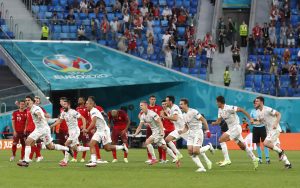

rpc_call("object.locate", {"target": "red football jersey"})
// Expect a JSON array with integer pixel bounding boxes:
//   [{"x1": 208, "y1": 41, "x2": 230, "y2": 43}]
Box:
[
  {"x1": 26, "y1": 108, "x2": 35, "y2": 132},
  {"x1": 12, "y1": 110, "x2": 27, "y2": 133},
  {"x1": 76, "y1": 106, "x2": 89, "y2": 128},
  {"x1": 107, "y1": 110, "x2": 128, "y2": 130},
  {"x1": 59, "y1": 108, "x2": 68, "y2": 132},
  {"x1": 147, "y1": 105, "x2": 163, "y2": 115}
]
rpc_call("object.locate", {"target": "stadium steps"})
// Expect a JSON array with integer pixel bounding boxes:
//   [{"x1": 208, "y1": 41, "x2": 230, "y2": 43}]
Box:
[
  {"x1": 2, "y1": 0, "x2": 41, "y2": 39},
  {"x1": 0, "y1": 66, "x2": 25, "y2": 90},
  {"x1": 195, "y1": 0, "x2": 214, "y2": 39}
]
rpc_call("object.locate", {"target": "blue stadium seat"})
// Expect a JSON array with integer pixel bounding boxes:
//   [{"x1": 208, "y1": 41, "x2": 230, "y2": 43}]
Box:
[
  {"x1": 60, "y1": 0, "x2": 67, "y2": 5},
  {"x1": 167, "y1": 0, "x2": 175, "y2": 7},
  {"x1": 89, "y1": 13, "x2": 96, "y2": 19},
  {"x1": 176, "y1": 0, "x2": 183, "y2": 6},
  {"x1": 107, "y1": 13, "x2": 115, "y2": 21},
  {"x1": 62, "y1": 25, "x2": 70, "y2": 33},
  {"x1": 261, "y1": 87, "x2": 270, "y2": 94},
  {"x1": 60, "y1": 33, "x2": 69, "y2": 40},
  {"x1": 189, "y1": 68, "x2": 199, "y2": 74},
  {"x1": 270, "y1": 87, "x2": 276, "y2": 96},
  {"x1": 154, "y1": 27, "x2": 161, "y2": 34},
  {"x1": 53, "y1": 25, "x2": 61, "y2": 33},
  {"x1": 79, "y1": 13, "x2": 87, "y2": 20},
  {"x1": 181, "y1": 67, "x2": 189, "y2": 74},
  {"x1": 262, "y1": 74, "x2": 271, "y2": 82},
  {"x1": 69, "y1": 33, "x2": 77, "y2": 40},
  {"x1": 39, "y1": 5, "x2": 48, "y2": 12},
  {"x1": 32, "y1": 5, "x2": 39, "y2": 14},
  {"x1": 245, "y1": 81, "x2": 253, "y2": 88},
  {"x1": 98, "y1": 40, "x2": 107, "y2": 45},
  {"x1": 159, "y1": 0, "x2": 167, "y2": 6},
  {"x1": 199, "y1": 68, "x2": 206, "y2": 74},
  {"x1": 52, "y1": 33, "x2": 60, "y2": 40},
  {"x1": 279, "y1": 88, "x2": 287, "y2": 97},
  {"x1": 183, "y1": 0, "x2": 190, "y2": 8},
  {"x1": 69, "y1": 25, "x2": 77, "y2": 33},
  {"x1": 287, "y1": 88, "x2": 295, "y2": 97},
  {"x1": 177, "y1": 27, "x2": 185, "y2": 36},
  {"x1": 245, "y1": 74, "x2": 254, "y2": 82},
  {"x1": 82, "y1": 19, "x2": 90, "y2": 26}
]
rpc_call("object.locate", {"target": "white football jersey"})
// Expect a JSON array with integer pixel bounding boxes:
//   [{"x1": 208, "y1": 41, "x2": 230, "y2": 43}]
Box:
[
  {"x1": 256, "y1": 106, "x2": 282, "y2": 133},
  {"x1": 218, "y1": 104, "x2": 240, "y2": 130},
  {"x1": 183, "y1": 108, "x2": 203, "y2": 132},
  {"x1": 170, "y1": 104, "x2": 185, "y2": 130},
  {"x1": 90, "y1": 107, "x2": 109, "y2": 132},
  {"x1": 30, "y1": 105, "x2": 48, "y2": 130},
  {"x1": 140, "y1": 109, "x2": 161, "y2": 135},
  {"x1": 60, "y1": 109, "x2": 81, "y2": 131}
]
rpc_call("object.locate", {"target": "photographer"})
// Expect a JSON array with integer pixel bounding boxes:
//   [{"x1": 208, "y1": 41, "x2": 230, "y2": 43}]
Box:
[{"x1": 231, "y1": 41, "x2": 240, "y2": 71}]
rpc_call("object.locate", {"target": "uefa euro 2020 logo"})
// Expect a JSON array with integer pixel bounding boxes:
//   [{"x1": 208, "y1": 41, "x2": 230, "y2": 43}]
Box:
[{"x1": 43, "y1": 54, "x2": 92, "y2": 73}]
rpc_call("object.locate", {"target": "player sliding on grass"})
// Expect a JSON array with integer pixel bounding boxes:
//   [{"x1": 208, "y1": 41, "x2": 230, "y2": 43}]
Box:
[
  {"x1": 253, "y1": 96, "x2": 292, "y2": 169},
  {"x1": 133, "y1": 101, "x2": 178, "y2": 165},
  {"x1": 51, "y1": 99, "x2": 90, "y2": 167},
  {"x1": 211, "y1": 96, "x2": 259, "y2": 170},
  {"x1": 17, "y1": 96, "x2": 73, "y2": 167},
  {"x1": 179, "y1": 98, "x2": 214, "y2": 172},
  {"x1": 84, "y1": 97, "x2": 128, "y2": 167}
]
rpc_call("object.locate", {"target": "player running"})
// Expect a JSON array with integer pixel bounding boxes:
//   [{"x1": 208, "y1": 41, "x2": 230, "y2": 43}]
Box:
[
  {"x1": 211, "y1": 96, "x2": 259, "y2": 170},
  {"x1": 51, "y1": 99, "x2": 90, "y2": 167},
  {"x1": 133, "y1": 101, "x2": 178, "y2": 165},
  {"x1": 253, "y1": 96, "x2": 292, "y2": 169},
  {"x1": 10, "y1": 100, "x2": 27, "y2": 162},
  {"x1": 179, "y1": 98, "x2": 214, "y2": 172},
  {"x1": 84, "y1": 97, "x2": 128, "y2": 167},
  {"x1": 17, "y1": 96, "x2": 73, "y2": 167},
  {"x1": 108, "y1": 109, "x2": 130, "y2": 163}
]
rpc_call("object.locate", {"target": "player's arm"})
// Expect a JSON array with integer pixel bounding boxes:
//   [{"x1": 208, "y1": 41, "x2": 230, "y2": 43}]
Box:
[
  {"x1": 162, "y1": 113, "x2": 178, "y2": 121},
  {"x1": 155, "y1": 118, "x2": 165, "y2": 136},
  {"x1": 50, "y1": 118, "x2": 62, "y2": 128},
  {"x1": 178, "y1": 124, "x2": 189, "y2": 135},
  {"x1": 12, "y1": 117, "x2": 16, "y2": 137},
  {"x1": 122, "y1": 116, "x2": 130, "y2": 134},
  {"x1": 237, "y1": 107, "x2": 254, "y2": 123},
  {"x1": 24, "y1": 118, "x2": 28, "y2": 134},
  {"x1": 273, "y1": 111, "x2": 281, "y2": 129},
  {"x1": 85, "y1": 116, "x2": 96, "y2": 133},
  {"x1": 79, "y1": 115, "x2": 87, "y2": 130},
  {"x1": 211, "y1": 117, "x2": 222, "y2": 125},
  {"x1": 200, "y1": 116, "x2": 211, "y2": 138},
  {"x1": 35, "y1": 111, "x2": 43, "y2": 122},
  {"x1": 133, "y1": 122, "x2": 143, "y2": 137}
]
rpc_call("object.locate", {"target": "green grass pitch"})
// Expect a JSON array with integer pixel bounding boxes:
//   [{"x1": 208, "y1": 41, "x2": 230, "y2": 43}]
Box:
[{"x1": 1, "y1": 149, "x2": 299, "y2": 188}]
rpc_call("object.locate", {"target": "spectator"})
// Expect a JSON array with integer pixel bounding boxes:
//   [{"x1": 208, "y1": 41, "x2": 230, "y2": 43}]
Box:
[
  {"x1": 246, "y1": 60, "x2": 256, "y2": 74},
  {"x1": 117, "y1": 34, "x2": 127, "y2": 52},
  {"x1": 91, "y1": 18, "x2": 99, "y2": 39},
  {"x1": 71, "y1": 0, "x2": 80, "y2": 12},
  {"x1": 241, "y1": 118, "x2": 250, "y2": 133},
  {"x1": 133, "y1": 15, "x2": 143, "y2": 38},
  {"x1": 270, "y1": 54, "x2": 278, "y2": 75},
  {"x1": 282, "y1": 61, "x2": 291, "y2": 75},
  {"x1": 113, "y1": 0, "x2": 122, "y2": 12},
  {"x1": 203, "y1": 32, "x2": 212, "y2": 46},
  {"x1": 2, "y1": 126, "x2": 13, "y2": 139},
  {"x1": 175, "y1": 45, "x2": 184, "y2": 69},
  {"x1": 223, "y1": 66, "x2": 231, "y2": 86},
  {"x1": 247, "y1": 34, "x2": 255, "y2": 55},
  {"x1": 296, "y1": 23, "x2": 300, "y2": 47},
  {"x1": 218, "y1": 17, "x2": 226, "y2": 31},
  {"x1": 123, "y1": 10, "x2": 130, "y2": 30},
  {"x1": 264, "y1": 40, "x2": 273, "y2": 55},
  {"x1": 100, "y1": 17, "x2": 109, "y2": 40},
  {"x1": 122, "y1": 0, "x2": 129, "y2": 15},
  {"x1": 177, "y1": 9, "x2": 187, "y2": 26},
  {"x1": 127, "y1": 31, "x2": 137, "y2": 53},
  {"x1": 205, "y1": 43, "x2": 216, "y2": 73},
  {"x1": 269, "y1": 23, "x2": 277, "y2": 46},
  {"x1": 283, "y1": 48, "x2": 291, "y2": 63},
  {"x1": 152, "y1": 5, "x2": 160, "y2": 20},
  {"x1": 218, "y1": 29, "x2": 225, "y2": 53},
  {"x1": 140, "y1": 4, "x2": 149, "y2": 17},
  {"x1": 77, "y1": 25, "x2": 87, "y2": 40},
  {"x1": 146, "y1": 33, "x2": 154, "y2": 58},
  {"x1": 252, "y1": 23, "x2": 262, "y2": 47},
  {"x1": 87, "y1": 0, "x2": 96, "y2": 13},
  {"x1": 146, "y1": 16, "x2": 154, "y2": 37},
  {"x1": 110, "y1": 17, "x2": 120, "y2": 41},
  {"x1": 286, "y1": 26, "x2": 295, "y2": 48},
  {"x1": 262, "y1": 22, "x2": 269, "y2": 46},
  {"x1": 162, "y1": 30, "x2": 171, "y2": 51},
  {"x1": 169, "y1": 36, "x2": 177, "y2": 50},
  {"x1": 227, "y1": 17, "x2": 236, "y2": 44},
  {"x1": 283, "y1": 2, "x2": 290, "y2": 24},
  {"x1": 196, "y1": 39, "x2": 204, "y2": 55},
  {"x1": 188, "y1": 45, "x2": 196, "y2": 68},
  {"x1": 298, "y1": 48, "x2": 300, "y2": 60},
  {"x1": 66, "y1": 9, "x2": 75, "y2": 25},
  {"x1": 255, "y1": 58, "x2": 264, "y2": 72},
  {"x1": 162, "y1": 6, "x2": 172, "y2": 20},
  {"x1": 289, "y1": 63, "x2": 298, "y2": 88},
  {"x1": 231, "y1": 41, "x2": 241, "y2": 71},
  {"x1": 280, "y1": 22, "x2": 287, "y2": 47},
  {"x1": 95, "y1": 0, "x2": 106, "y2": 14},
  {"x1": 51, "y1": 10, "x2": 59, "y2": 25},
  {"x1": 239, "y1": 21, "x2": 248, "y2": 47},
  {"x1": 165, "y1": 46, "x2": 173, "y2": 69},
  {"x1": 80, "y1": 0, "x2": 88, "y2": 13}
]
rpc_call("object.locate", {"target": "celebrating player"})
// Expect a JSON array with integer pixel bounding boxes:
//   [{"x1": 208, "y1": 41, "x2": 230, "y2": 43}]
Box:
[
  {"x1": 211, "y1": 96, "x2": 259, "y2": 170},
  {"x1": 133, "y1": 101, "x2": 178, "y2": 165},
  {"x1": 10, "y1": 100, "x2": 27, "y2": 162},
  {"x1": 51, "y1": 99, "x2": 90, "y2": 167},
  {"x1": 84, "y1": 97, "x2": 128, "y2": 167},
  {"x1": 17, "y1": 96, "x2": 73, "y2": 167},
  {"x1": 254, "y1": 96, "x2": 292, "y2": 169},
  {"x1": 108, "y1": 109, "x2": 130, "y2": 163},
  {"x1": 179, "y1": 98, "x2": 214, "y2": 172}
]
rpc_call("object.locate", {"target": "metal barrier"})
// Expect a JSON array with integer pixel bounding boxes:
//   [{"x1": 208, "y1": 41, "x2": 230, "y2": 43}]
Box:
[
  {"x1": 19, "y1": 31, "x2": 23, "y2": 39},
  {"x1": 0, "y1": 102, "x2": 6, "y2": 113}
]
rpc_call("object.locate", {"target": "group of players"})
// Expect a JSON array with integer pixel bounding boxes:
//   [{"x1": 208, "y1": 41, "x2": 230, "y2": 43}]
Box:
[{"x1": 11, "y1": 94, "x2": 292, "y2": 172}]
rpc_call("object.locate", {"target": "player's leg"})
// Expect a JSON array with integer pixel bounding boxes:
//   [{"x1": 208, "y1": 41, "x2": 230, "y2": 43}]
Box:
[
  {"x1": 260, "y1": 127, "x2": 270, "y2": 163},
  {"x1": 190, "y1": 145, "x2": 206, "y2": 172},
  {"x1": 81, "y1": 132, "x2": 90, "y2": 162},
  {"x1": 159, "y1": 137, "x2": 177, "y2": 163},
  {"x1": 11, "y1": 134, "x2": 20, "y2": 161},
  {"x1": 111, "y1": 129, "x2": 119, "y2": 162},
  {"x1": 102, "y1": 130, "x2": 128, "y2": 153},
  {"x1": 165, "y1": 130, "x2": 182, "y2": 158},
  {"x1": 20, "y1": 134, "x2": 26, "y2": 160},
  {"x1": 86, "y1": 139, "x2": 99, "y2": 167},
  {"x1": 236, "y1": 135, "x2": 259, "y2": 170},
  {"x1": 17, "y1": 133, "x2": 37, "y2": 167},
  {"x1": 145, "y1": 136, "x2": 157, "y2": 163},
  {"x1": 35, "y1": 140, "x2": 43, "y2": 162},
  {"x1": 196, "y1": 132, "x2": 213, "y2": 169},
  {"x1": 218, "y1": 132, "x2": 231, "y2": 166},
  {"x1": 252, "y1": 127, "x2": 262, "y2": 163},
  {"x1": 120, "y1": 131, "x2": 129, "y2": 163},
  {"x1": 145, "y1": 126, "x2": 152, "y2": 163}
]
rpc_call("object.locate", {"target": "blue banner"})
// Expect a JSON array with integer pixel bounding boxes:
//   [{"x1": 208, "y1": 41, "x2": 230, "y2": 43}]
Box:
[{"x1": 223, "y1": 0, "x2": 251, "y2": 8}]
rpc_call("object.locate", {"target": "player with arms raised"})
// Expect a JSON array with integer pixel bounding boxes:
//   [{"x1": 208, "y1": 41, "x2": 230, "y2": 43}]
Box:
[{"x1": 211, "y1": 96, "x2": 259, "y2": 169}]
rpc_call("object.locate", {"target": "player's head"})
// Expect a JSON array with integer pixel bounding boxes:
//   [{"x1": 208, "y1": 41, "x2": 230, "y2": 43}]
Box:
[
  {"x1": 86, "y1": 97, "x2": 95, "y2": 111},
  {"x1": 78, "y1": 97, "x2": 86, "y2": 106},
  {"x1": 25, "y1": 95, "x2": 34, "y2": 108},
  {"x1": 179, "y1": 98, "x2": 189, "y2": 111},
  {"x1": 161, "y1": 99, "x2": 167, "y2": 110},
  {"x1": 60, "y1": 97, "x2": 67, "y2": 106},
  {"x1": 216, "y1": 96, "x2": 225, "y2": 108},
  {"x1": 88, "y1": 96, "x2": 96, "y2": 106},
  {"x1": 254, "y1": 96, "x2": 264, "y2": 109},
  {"x1": 111, "y1": 110, "x2": 118, "y2": 118},
  {"x1": 166, "y1": 95, "x2": 175, "y2": 107},
  {"x1": 34, "y1": 96, "x2": 41, "y2": 105},
  {"x1": 140, "y1": 100, "x2": 148, "y2": 113},
  {"x1": 149, "y1": 95, "x2": 156, "y2": 106},
  {"x1": 62, "y1": 98, "x2": 71, "y2": 112},
  {"x1": 19, "y1": 100, "x2": 26, "y2": 110}
]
